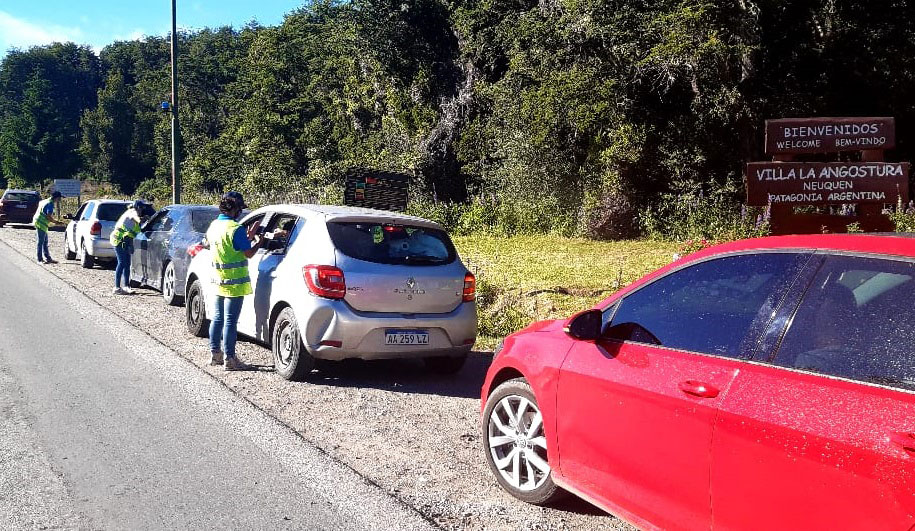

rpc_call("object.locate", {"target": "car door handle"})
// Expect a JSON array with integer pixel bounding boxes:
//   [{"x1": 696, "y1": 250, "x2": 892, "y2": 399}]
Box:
[
  {"x1": 890, "y1": 432, "x2": 915, "y2": 452},
  {"x1": 678, "y1": 380, "x2": 720, "y2": 398}
]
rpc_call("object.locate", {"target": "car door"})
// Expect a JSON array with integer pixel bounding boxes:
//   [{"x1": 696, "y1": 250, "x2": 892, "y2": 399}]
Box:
[
  {"x1": 710, "y1": 254, "x2": 915, "y2": 530},
  {"x1": 239, "y1": 213, "x2": 301, "y2": 342},
  {"x1": 135, "y1": 211, "x2": 165, "y2": 284},
  {"x1": 68, "y1": 202, "x2": 88, "y2": 251},
  {"x1": 146, "y1": 210, "x2": 177, "y2": 289},
  {"x1": 556, "y1": 252, "x2": 809, "y2": 530}
]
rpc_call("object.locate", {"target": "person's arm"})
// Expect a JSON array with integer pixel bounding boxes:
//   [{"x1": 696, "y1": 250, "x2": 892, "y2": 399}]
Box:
[{"x1": 233, "y1": 224, "x2": 262, "y2": 259}]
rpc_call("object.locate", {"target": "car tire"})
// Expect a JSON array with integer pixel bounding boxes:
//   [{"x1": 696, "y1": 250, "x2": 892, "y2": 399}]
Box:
[
  {"x1": 482, "y1": 378, "x2": 565, "y2": 506},
  {"x1": 423, "y1": 353, "x2": 468, "y2": 374},
  {"x1": 186, "y1": 279, "x2": 209, "y2": 338},
  {"x1": 64, "y1": 235, "x2": 76, "y2": 260},
  {"x1": 272, "y1": 307, "x2": 315, "y2": 381},
  {"x1": 79, "y1": 240, "x2": 94, "y2": 268},
  {"x1": 161, "y1": 261, "x2": 182, "y2": 306}
]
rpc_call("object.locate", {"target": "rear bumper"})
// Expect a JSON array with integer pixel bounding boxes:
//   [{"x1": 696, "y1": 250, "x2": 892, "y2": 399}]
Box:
[
  {"x1": 85, "y1": 237, "x2": 115, "y2": 259},
  {"x1": 302, "y1": 299, "x2": 478, "y2": 361},
  {"x1": 0, "y1": 211, "x2": 36, "y2": 224}
]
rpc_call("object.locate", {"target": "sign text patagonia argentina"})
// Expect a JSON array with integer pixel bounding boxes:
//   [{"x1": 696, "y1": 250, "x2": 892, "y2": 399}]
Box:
[{"x1": 745, "y1": 162, "x2": 909, "y2": 206}]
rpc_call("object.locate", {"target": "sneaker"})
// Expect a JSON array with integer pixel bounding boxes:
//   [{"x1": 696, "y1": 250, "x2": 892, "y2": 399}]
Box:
[
  {"x1": 44, "y1": 259, "x2": 57, "y2": 264},
  {"x1": 36, "y1": 259, "x2": 45, "y2": 264},
  {"x1": 112, "y1": 287, "x2": 126, "y2": 295},
  {"x1": 224, "y1": 357, "x2": 253, "y2": 371},
  {"x1": 121, "y1": 286, "x2": 135, "y2": 294},
  {"x1": 209, "y1": 351, "x2": 224, "y2": 366}
]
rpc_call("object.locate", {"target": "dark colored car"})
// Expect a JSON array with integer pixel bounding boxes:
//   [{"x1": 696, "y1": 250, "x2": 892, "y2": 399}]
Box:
[
  {"x1": 0, "y1": 189, "x2": 40, "y2": 226},
  {"x1": 130, "y1": 204, "x2": 220, "y2": 306}
]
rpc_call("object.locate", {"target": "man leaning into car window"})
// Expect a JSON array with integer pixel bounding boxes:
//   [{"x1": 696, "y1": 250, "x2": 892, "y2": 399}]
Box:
[{"x1": 205, "y1": 191, "x2": 264, "y2": 371}]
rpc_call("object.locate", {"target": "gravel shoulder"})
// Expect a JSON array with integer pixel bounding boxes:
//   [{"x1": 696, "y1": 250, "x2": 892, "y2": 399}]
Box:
[{"x1": 0, "y1": 225, "x2": 627, "y2": 531}]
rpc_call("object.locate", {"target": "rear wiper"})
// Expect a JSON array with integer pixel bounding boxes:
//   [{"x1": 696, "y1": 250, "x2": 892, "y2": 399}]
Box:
[{"x1": 402, "y1": 256, "x2": 445, "y2": 264}]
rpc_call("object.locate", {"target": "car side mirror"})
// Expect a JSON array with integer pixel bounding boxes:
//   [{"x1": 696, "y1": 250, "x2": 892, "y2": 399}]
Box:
[
  {"x1": 564, "y1": 309, "x2": 602, "y2": 341},
  {"x1": 64, "y1": 213, "x2": 75, "y2": 220}
]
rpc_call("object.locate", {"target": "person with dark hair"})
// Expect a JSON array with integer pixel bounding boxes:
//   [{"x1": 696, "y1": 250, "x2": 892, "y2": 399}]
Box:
[
  {"x1": 205, "y1": 191, "x2": 264, "y2": 371},
  {"x1": 33, "y1": 190, "x2": 63, "y2": 264},
  {"x1": 110, "y1": 200, "x2": 148, "y2": 295}
]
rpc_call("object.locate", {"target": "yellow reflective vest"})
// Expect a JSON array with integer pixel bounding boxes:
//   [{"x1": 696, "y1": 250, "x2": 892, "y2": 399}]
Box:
[
  {"x1": 32, "y1": 198, "x2": 53, "y2": 232},
  {"x1": 206, "y1": 218, "x2": 252, "y2": 297},
  {"x1": 110, "y1": 208, "x2": 141, "y2": 246}
]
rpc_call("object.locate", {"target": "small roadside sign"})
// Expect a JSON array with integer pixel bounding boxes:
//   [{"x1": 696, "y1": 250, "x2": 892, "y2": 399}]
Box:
[{"x1": 53, "y1": 179, "x2": 81, "y2": 198}]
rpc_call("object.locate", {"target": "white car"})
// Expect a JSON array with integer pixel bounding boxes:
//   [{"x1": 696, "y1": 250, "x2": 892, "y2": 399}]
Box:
[
  {"x1": 184, "y1": 204, "x2": 478, "y2": 380},
  {"x1": 64, "y1": 199, "x2": 131, "y2": 268}
]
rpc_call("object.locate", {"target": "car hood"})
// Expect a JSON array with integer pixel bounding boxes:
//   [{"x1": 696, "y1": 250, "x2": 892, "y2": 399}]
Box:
[{"x1": 520, "y1": 319, "x2": 564, "y2": 334}]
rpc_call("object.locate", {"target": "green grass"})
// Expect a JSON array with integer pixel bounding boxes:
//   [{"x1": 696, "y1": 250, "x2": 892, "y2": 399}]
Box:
[{"x1": 453, "y1": 235, "x2": 679, "y2": 349}]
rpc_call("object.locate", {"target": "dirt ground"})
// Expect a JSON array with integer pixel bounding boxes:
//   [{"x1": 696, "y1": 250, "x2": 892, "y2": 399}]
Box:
[{"x1": 0, "y1": 224, "x2": 631, "y2": 530}]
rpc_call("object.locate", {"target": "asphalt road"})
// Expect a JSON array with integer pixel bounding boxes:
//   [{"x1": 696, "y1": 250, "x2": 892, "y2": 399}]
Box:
[{"x1": 0, "y1": 242, "x2": 435, "y2": 530}]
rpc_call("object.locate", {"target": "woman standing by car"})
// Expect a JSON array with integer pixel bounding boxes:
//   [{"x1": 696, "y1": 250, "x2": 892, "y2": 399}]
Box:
[
  {"x1": 206, "y1": 192, "x2": 264, "y2": 371},
  {"x1": 110, "y1": 200, "x2": 146, "y2": 295}
]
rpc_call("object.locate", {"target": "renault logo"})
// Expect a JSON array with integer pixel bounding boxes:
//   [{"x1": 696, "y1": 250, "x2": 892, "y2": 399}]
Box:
[{"x1": 406, "y1": 277, "x2": 416, "y2": 289}]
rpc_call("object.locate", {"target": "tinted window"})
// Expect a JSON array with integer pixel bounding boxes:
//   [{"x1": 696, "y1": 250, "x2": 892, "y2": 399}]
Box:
[
  {"x1": 190, "y1": 209, "x2": 219, "y2": 233},
  {"x1": 604, "y1": 253, "x2": 804, "y2": 358},
  {"x1": 774, "y1": 255, "x2": 915, "y2": 392},
  {"x1": 3, "y1": 192, "x2": 39, "y2": 202},
  {"x1": 327, "y1": 222, "x2": 456, "y2": 265},
  {"x1": 96, "y1": 203, "x2": 128, "y2": 221}
]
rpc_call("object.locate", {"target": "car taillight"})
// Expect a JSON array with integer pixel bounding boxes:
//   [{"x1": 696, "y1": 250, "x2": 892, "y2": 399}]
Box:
[
  {"x1": 463, "y1": 272, "x2": 476, "y2": 302},
  {"x1": 187, "y1": 243, "x2": 204, "y2": 257},
  {"x1": 90, "y1": 221, "x2": 101, "y2": 236},
  {"x1": 304, "y1": 265, "x2": 345, "y2": 299}
]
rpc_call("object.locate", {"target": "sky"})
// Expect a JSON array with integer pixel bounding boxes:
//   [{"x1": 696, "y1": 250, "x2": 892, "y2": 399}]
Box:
[{"x1": 0, "y1": 1, "x2": 307, "y2": 57}]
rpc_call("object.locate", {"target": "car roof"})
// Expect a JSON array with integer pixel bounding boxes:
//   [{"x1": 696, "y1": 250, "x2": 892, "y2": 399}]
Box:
[
  {"x1": 88, "y1": 199, "x2": 131, "y2": 204},
  {"x1": 161, "y1": 204, "x2": 220, "y2": 211},
  {"x1": 3, "y1": 189, "x2": 38, "y2": 194},
  {"x1": 250, "y1": 204, "x2": 444, "y2": 229}
]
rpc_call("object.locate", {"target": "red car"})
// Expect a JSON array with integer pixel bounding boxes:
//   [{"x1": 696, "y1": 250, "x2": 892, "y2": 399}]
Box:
[
  {"x1": 0, "y1": 189, "x2": 40, "y2": 227},
  {"x1": 481, "y1": 234, "x2": 915, "y2": 530}
]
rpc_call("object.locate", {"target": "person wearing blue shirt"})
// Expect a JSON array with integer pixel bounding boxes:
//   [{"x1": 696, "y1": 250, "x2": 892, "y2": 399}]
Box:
[{"x1": 32, "y1": 190, "x2": 63, "y2": 263}]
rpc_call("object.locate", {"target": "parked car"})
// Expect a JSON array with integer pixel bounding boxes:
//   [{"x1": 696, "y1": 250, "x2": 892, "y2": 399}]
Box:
[
  {"x1": 0, "y1": 189, "x2": 40, "y2": 227},
  {"x1": 129, "y1": 204, "x2": 221, "y2": 306},
  {"x1": 63, "y1": 199, "x2": 132, "y2": 268},
  {"x1": 480, "y1": 234, "x2": 915, "y2": 530},
  {"x1": 184, "y1": 204, "x2": 477, "y2": 380}
]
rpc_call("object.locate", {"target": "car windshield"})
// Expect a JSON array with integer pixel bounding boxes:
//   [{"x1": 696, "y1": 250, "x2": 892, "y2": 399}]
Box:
[
  {"x1": 96, "y1": 203, "x2": 129, "y2": 221},
  {"x1": 190, "y1": 209, "x2": 220, "y2": 233},
  {"x1": 327, "y1": 221, "x2": 456, "y2": 265},
  {"x1": 3, "y1": 192, "x2": 38, "y2": 202}
]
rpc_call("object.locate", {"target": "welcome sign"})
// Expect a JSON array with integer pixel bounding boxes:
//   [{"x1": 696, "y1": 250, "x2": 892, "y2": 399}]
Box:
[{"x1": 765, "y1": 117, "x2": 895, "y2": 154}]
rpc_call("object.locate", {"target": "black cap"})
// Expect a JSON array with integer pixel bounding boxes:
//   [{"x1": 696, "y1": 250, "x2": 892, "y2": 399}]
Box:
[
  {"x1": 223, "y1": 191, "x2": 246, "y2": 209},
  {"x1": 51, "y1": 190, "x2": 63, "y2": 198}
]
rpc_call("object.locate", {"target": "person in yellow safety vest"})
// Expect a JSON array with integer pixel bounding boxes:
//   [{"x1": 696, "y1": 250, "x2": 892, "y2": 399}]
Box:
[
  {"x1": 110, "y1": 200, "x2": 146, "y2": 295},
  {"x1": 205, "y1": 191, "x2": 264, "y2": 371},
  {"x1": 33, "y1": 190, "x2": 63, "y2": 264}
]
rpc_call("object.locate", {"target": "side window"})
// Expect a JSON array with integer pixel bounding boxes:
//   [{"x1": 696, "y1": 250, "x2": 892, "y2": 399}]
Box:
[
  {"x1": 603, "y1": 253, "x2": 804, "y2": 358},
  {"x1": 145, "y1": 211, "x2": 169, "y2": 232},
  {"x1": 82, "y1": 202, "x2": 95, "y2": 220},
  {"x1": 264, "y1": 214, "x2": 299, "y2": 253},
  {"x1": 774, "y1": 255, "x2": 915, "y2": 392},
  {"x1": 74, "y1": 203, "x2": 87, "y2": 220}
]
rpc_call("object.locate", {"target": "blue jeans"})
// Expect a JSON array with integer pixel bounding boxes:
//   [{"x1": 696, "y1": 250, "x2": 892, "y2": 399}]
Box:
[
  {"x1": 114, "y1": 242, "x2": 132, "y2": 288},
  {"x1": 36, "y1": 230, "x2": 51, "y2": 261},
  {"x1": 209, "y1": 295, "x2": 244, "y2": 358}
]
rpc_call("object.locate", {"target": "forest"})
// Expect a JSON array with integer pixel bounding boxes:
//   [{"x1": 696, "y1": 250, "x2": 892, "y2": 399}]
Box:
[{"x1": 2, "y1": 0, "x2": 915, "y2": 240}]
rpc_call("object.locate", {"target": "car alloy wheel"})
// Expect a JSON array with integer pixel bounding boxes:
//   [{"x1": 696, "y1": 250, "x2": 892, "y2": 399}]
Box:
[
  {"x1": 162, "y1": 262, "x2": 180, "y2": 306},
  {"x1": 483, "y1": 378, "x2": 564, "y2": 505}
]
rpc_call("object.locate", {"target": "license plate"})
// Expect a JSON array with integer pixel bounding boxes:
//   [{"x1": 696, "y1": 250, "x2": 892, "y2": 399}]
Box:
[
  {"x1": 15, "y1": 204, "x2": 26, "y2": 209},
  {"x1": 385, "y1": 330, "x2": 429, "y2": 345}
]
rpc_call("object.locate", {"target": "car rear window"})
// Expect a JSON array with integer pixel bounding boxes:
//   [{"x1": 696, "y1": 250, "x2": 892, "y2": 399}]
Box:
[
  {"x1": 191, "y1": 209, "x2": 220, "y2": 233},
  {"x1": 327, "y1": 221, "x2": 456, "y2": 265},
  {"x1": 3, "y1": 192, "x2": 39, "y2": 202},
  {"x1": 96, "y1": 203, "x2": 129, "y2": 221}
]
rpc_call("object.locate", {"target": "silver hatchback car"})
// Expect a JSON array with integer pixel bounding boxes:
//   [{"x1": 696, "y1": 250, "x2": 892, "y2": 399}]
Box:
[{"x1": 184, "y1": 204, "x2": 477, "y2": 380}]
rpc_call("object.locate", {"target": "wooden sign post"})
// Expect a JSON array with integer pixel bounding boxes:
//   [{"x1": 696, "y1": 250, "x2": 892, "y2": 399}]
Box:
[{"x1": 746, "y1": 117, "x2": 909, "y2": 234}]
